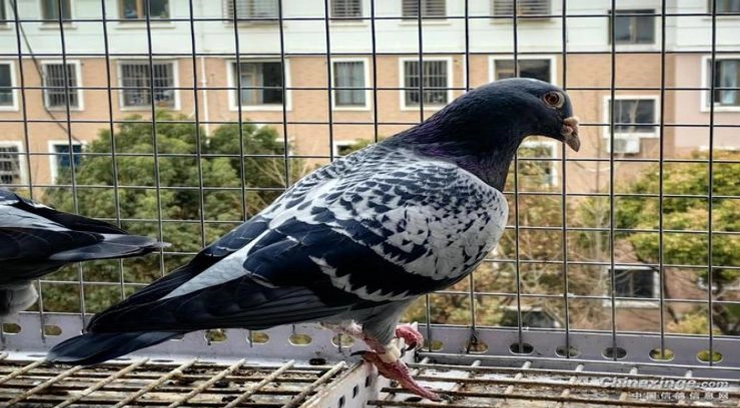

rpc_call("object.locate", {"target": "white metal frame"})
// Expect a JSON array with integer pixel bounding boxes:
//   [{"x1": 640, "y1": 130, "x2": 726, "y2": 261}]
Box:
[
  {"x1": 116, "y1": 59, "x2": 181, "y2": 111},
  {"x1": 0, "y1": 140, "x2": 27, "y2": 185},
  {"x1": 700, "y1": 54, "x2": 740, "y2": 113},
  {"x1": 488, "y1": 55, "x2": 558, "y2": 86},
  {"x1": 601, "y1": 94, "x2": 660, "y2": 139},
  {"x1": 331, "y1": 58, "x2": 371, "y2": 111},
  {"x1": 398, "y1": 56, "x2": 454, "y2": 111},
  {"x1": 0, "y1": 59, "x2": 18, "y2": 111},
  {"x1": 227, "y1": 58, "x2": 293, "y2": 112},
  {"x1": 40, "y1": 60, "x2": 84, "y2": 112},
  {"x1": 48, "y1": 140, "x2": 84, "y2": 184}
]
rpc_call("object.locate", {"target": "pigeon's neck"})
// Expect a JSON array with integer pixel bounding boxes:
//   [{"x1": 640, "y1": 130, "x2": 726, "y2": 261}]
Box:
[{"x1": 387, "y1": 122, "x2": 522, "y2": 191}]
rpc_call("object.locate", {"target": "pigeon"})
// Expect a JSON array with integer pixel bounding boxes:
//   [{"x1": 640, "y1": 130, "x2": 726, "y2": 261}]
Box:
[
  {"x1": 0, "y1": 189, "x2": 167, "y2": 316},
  {"x1": 47, "y1": 78, "x2": 580, "y2": 401}
]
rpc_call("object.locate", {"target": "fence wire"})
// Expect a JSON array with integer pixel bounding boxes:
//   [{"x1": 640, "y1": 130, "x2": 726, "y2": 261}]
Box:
[{"x1": 0, "y1": 0, "x2": 739, "y2": 379}]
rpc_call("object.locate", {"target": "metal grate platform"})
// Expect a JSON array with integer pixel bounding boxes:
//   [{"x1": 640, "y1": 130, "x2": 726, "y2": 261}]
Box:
[
  {"x1": 2, "y1": 354, "x2": 738, "y2": 408},
  {"x1": 0, "y1": 353, "x2": 374, "y2": 408}
]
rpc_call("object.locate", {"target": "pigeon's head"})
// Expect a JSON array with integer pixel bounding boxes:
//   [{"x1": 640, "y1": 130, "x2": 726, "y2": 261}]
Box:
[
  {"x1": 392, "y1": 78, "x2": 580, "y2": 188},
  {"x1": 458, "y1": 78, "x2": 580, "y2": 152}
]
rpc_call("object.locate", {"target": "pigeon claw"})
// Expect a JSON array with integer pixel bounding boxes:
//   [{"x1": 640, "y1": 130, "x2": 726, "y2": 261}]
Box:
[
  {"x1": 361, "y1": 351, "x2": 443, "y2": 401},
  {"x1": 395, "y1": 324, "x2": 424, "y2": 351}
]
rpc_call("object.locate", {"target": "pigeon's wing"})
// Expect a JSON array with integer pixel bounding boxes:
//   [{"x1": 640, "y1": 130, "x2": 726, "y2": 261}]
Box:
[{"x1": 83, "y1": 160, "x2": 507, "y2": 334}]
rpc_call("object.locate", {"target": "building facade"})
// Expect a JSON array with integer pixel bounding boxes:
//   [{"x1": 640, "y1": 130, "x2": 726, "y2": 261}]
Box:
[{"x1": 0, "y1": 0, "x2": 737, "y2": 190}]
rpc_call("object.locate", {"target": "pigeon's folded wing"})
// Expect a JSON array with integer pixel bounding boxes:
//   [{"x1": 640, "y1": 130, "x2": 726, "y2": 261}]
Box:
[{"x1": 83, "y1": 161, "x2": 507, "y2": 334}]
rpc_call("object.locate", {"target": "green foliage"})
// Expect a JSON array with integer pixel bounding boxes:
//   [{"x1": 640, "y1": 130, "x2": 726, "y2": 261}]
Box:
[
  {"x1": 41, "y1": 112, "x2": 304, "y2": 313},
  {"x1": 608, "y1": 150, "x2": 740, "y2": 335}
]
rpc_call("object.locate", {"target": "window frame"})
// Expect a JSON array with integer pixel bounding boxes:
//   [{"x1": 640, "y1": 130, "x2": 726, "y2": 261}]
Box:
[
  {"x1": 602, "y1": 95, "x2": 660, "y2": 139},
  {"x1": 331, "y1": 58, "x2": 370, "y2": 111},
  {"x1": 117, "y1": 59, "x2": 180, "y2": 111},
  {"x1": 401, "y1": 0, "x2": 447, "y2": 20},
  {"x1": 223, "y1": 0, "x2": 279, "y2": 23},
  {"x1": 119, "y1": 0, "x2": 171, "y2": 21},
  {"x1": 227, "y1": 59, "x2": 292, "y2": 111},
  {"x1": 518, "y1": 139, "x2": 559, "y2": 187},
  {"x1": 41, "y1": 60, "x2": 84, "y2": 111},
  {"x1": 0, "y1": 0, "x2": 8, "y2": 26},
  {"x1": 0, "y1": 60, "x2": 18, "y2": 111},
  {"x1": 0, "y1": 141, "x2": 27, "y2": 186},
  {"x1": 491, "y1": 0, "x2": 552, "y2": 19},
  {"x1": 603, "y1": 265, "x2": 660, "y2": 309},
  {"x1": 48, "y1": 140, "x2": 84, "y2": 184},
  {"x1": 701, "y1": 55, "x2": 740, "y2": 112},
  {"x1": 40, "y1": 0, "x2": 73, "y2": 23},
  {"x1": 708, "y1": 0, "x2": 740, "y2": 14},
  {"x1": 488, "y1": 55, "x2": 557, "y2": 85},
  {"x1": 398, "y1": 56, "x2": 454, "y2": 111},
  {"x1": 332, "y1": 140, "x2": 356, "y2": 158},
  {"x1": 330, "y1": 0, "x2": 363, "y2": 22},
  {"x1": 608, "y1": 9, "x2": 657, "y2": 47}
]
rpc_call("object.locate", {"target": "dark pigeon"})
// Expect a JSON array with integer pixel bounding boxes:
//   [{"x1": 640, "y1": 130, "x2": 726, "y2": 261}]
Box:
[
  {"x1": 47, "y1": 78, "x2": 580, "y2": 401},
  {"x1": 0, "y1": 189, "x2": 167, "y2": 316}
]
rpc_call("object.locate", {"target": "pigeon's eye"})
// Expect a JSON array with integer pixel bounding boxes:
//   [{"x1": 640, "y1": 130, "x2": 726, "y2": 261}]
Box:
[{"x1": 543, "y1": 91, "x2": 565, "y2": 108}]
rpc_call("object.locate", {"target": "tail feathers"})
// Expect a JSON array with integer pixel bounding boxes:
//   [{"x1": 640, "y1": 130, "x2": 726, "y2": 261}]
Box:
[
  {"x1": 49, "y1": 234, "x2": 169, "y2": 262},
  {"x1": 47, "y1": 331, "x2": 180, "y2": 365},
  {"x1": 0, "y1": 283, "x2": 38, "y2": 317}
]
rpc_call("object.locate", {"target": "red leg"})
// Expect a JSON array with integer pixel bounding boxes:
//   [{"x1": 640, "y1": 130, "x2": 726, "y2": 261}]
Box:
[
  {"x1": 395, "y1": 323, "x2": 424, "y2": 350},
  {"x1": 361, "y1": 350, "x2": 441, "y2": 401}
]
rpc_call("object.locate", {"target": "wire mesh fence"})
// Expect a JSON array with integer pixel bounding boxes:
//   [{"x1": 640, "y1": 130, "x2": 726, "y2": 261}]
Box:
[{"x1": 1, "y1": 0, "x2": 740, "y2": 405}]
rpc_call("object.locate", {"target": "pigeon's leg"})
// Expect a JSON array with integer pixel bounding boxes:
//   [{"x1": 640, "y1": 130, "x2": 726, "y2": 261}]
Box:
[
  {"x1": 357, "y1": 306, "x2": 442, "y2": 401},
  {"x1": 394, "y1": 323, "x2": 424, "y2": 351},
  {"x1": 359, "y1": 341, "x2": 441, "y2": 401}
]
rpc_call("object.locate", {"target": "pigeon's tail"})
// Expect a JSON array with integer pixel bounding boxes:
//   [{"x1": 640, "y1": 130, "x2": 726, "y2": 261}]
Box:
[
  {"x1": 0, "y1": 283, "x2": 38, "y2": 317},
  {"x1": 49, "y1": 234, "x2": 169, "y2": 262},
  {"x1": 47, "y1": 331, "x2": 181, "y2": 365}
]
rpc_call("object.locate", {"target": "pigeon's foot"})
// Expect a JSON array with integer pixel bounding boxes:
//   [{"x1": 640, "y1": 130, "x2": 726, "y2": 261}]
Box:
[
  {"x1": 395, "y1": 324, "x2": 424, "y2": 351},
  {"x1": 361, "y1": 350, "x2": 442, "y2": 401}
]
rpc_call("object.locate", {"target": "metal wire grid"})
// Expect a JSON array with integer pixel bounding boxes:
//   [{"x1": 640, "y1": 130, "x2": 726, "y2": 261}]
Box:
[
  {"x1": 0, "y1": 0, "x2": 739, "y2": 404},
  {"x1": 0, "y1": 352, "x2": 367, "y2": 408}
]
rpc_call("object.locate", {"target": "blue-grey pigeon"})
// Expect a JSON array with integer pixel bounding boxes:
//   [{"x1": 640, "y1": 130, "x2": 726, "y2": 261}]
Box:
[
  {"x1": 47, "y1": 78, "x2": 580, "y2": 401},
  {"x1": 0, "y1": 189, "x2": 167, "y2": 316}
]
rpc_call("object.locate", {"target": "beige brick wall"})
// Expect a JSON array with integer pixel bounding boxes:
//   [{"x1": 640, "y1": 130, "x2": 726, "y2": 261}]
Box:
[{"x1": 0, "y1": 52, "x2": 676, "y2": 195}]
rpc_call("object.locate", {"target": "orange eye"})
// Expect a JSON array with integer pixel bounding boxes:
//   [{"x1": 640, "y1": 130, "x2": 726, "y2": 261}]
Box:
[{"x1": 543, "y1": 91, "x2": 565, "y2": 108}]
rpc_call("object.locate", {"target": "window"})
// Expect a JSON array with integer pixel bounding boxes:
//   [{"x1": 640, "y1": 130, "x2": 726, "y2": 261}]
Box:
[
  {"x1": 493, "y1": 58, "x2": 553, "y2": 83},
  {"x1": 613, "y1": 267, "x2": 657, "y2": 299},
  {"x1": 333, "y1": 60, "x2": 367, "y2": 108},
  {"x1": 0, "y1": 63, "x2": 14, "y2": 108},
  {"x1": 119, "y1": 61, "x2": 177, "y2": 109},
  {"x1": 50, "y1": 142, "x2": 82, "y2": 183},
  {"x1": 41, "y1": 0, "x2": 71, "y2": 21},
  {"x1": 610, "y1": 10, "x2": 655, "y2": 45},
  {"x1": 402, "y1": 59, "x2": 450, "y2": 108},
  {"x1": 710, "y1": 0, "x2": 740, "y2": 13},
  {"x1": 707, "y1": 58, "x2": 740, "y2": 108},
  {"x1": 225, "y1": 0, "x2": 278, "y2": 20},
  {"x1": 0, "y1": 144, "x2": 22, "y2": 185},
  {"x1": 402, "y1": 0, "x2": 445, "y2": 19},
  {"x1": 517, "y1": 140, "x2": 558, "y2": 187},
  {"x1": 332, "y1": 0, "x2": 362, "y2": 20},
  {"x1": 42, "y1": 62, "x2": 81, "y2": 110},
  {"x1": 608, "y1": 98, "x2": 657, "y2": 135},
  {"x1": 120, "y1": 0, "x2": 169, "y2": 20},
  {"x1": 492, "y1": 0, "x2": 551, "y2": 17},
  {"x1": 0, "y1": 1, "x2": 7, "y2": 25},
  {"x1": 232, "y1": 61, "x2": 284, "y2": 107}
]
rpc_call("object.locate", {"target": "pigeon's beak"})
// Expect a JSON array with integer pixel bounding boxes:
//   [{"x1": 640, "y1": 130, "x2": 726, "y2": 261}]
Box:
[{"x1": 561, "y1": 116, "x2": 581, "y2": 152}]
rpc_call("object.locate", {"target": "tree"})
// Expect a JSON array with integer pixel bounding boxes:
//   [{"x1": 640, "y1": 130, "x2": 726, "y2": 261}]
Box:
[
  {"x1": 615, "y1": 150, "x2": 740, "y2": 335},
  {"x1": 41, "y1": 112, "x2": 306, "y2": 313}
]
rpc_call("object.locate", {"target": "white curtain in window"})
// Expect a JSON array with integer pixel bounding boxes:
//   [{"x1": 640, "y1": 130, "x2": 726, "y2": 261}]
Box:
[{"x1": 720, "y1": 60, "x2": 738, "y2": 105}]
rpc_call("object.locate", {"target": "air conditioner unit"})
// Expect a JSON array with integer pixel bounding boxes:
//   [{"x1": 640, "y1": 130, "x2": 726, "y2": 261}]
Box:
[{"x1": 605, "y1": 135, "x2": 641, "y2": 154}]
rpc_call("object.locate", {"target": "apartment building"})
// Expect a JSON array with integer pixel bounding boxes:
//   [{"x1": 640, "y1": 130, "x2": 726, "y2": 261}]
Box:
[{"x1": 0, "y1": 0, "x2": 737, "y2": 191}]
